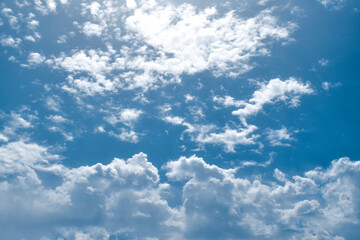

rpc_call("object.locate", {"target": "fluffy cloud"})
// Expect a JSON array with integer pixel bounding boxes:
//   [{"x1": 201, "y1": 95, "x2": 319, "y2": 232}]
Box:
[
  {"x1": 34, "y1": 0, "x2": 56, "y2": 15},
  {"x1": 163, "y1": 116, "x2": 258, "y2": 152},
  {"x1": 266, "y1": 127, "x2": 294, "y2": 146},
  {"x1": 104, "y1": 108, "x2": 143, "y2": 143},
  {"x1": 162, "y1": 78, "x2": 312, "y2": 151},
  {"x1": 125, "y1": 2, "x2": 295, "y2": 78},
  {"x1": 164, "y1": 155, "x2": 360, "y2": 239},
  {"x1": 0, "y1": 142, "x2": 181, "y2": 239},
  {"x1": 229, "y1": 78, "x2": 313, "y2": 122},
  {"x1": 1, "y1": 140, "x2": 359, "y2": 239},
  {"x1": 36, "y1": 0, "x2": 296, "y2": 95},
  {"x1": 27, "y1": 52, "x2": 46, "y2": 65},
  {"x1": 0, "y1": 35, "x2": 21, "y2": 48},
  {"x1": 82, "y1": 22, "x2": 105, "y2": 37}
]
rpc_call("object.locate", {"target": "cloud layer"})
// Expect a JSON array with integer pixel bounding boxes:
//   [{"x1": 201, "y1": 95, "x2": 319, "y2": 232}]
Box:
[{"x1": 0, "y1": 139, "x2": 359, "y2": 239}]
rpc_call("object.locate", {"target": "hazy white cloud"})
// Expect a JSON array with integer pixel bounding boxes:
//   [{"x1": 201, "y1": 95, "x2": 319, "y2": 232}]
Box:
[
  {"x1": 318, "y1": 0, "x2": 346, "y2": 9},
  {"x1": 322, "y1": 81, "x2": 341, "y2": 91},
  {"x1": 319, "y1": 58, "x2": 329, "y2": 66},
  {"x1": 0, "y1": 133, "x2": 9, "y2": 142}
]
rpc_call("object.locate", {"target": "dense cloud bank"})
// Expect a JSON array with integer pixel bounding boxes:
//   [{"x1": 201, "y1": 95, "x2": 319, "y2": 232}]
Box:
[{"x1": 0, "y1": 140, "x2": 359, "y2": 239}]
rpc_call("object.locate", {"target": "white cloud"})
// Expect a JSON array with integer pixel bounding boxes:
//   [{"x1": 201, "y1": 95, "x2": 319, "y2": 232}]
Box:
[
  {"x1": 1, "y1": 8, "x2": 20, "y2": 29},
  {"x1": 125, "y1": 2, "x2": 295, "y2": 78},
  {"x1": 318, "y1": 0, "x2": 346, "y2": 10},
  {"x1": 164, "y1": 155, "x2": 360, "y2": 239},
  {"x1": 119, "y1": 108, "x2": 143, "y2": 125},
  {"x1": 105, "y1": 108, "x2": 143, "y2": 127},
  {"x1": 46, "y1": 115, "x2": 69, "y2": 124},
  {"x1": 126, "y1": 0, "x2": 137, "y2": 9},
  {"x1": 82, "y1": 22, "x2": 105, "y2": 37},
  {"x1": 190, "y1": 125, "x2": 258, "y2": 152},
  {"x1": 184, "y1": 94, "x2": 194, "y2": 103},
  {"x1": 0, "y1": 36, "x2": 21, "y2": 48},
  {"x1": 56, "y1": 34, "x2": 68, "y2": 44},
  {"x1": 34, "y1": 0, "x2": 56, "y2": 15},
  {"x1": 322, "y1": 81, "x2": 341, "y2": 91},
  {"x1": 48, "y1": 126, "x2": 74, "y2": 141},
  {"x1": 45, "y1": 96, "x2": 62, "y2": 112},
  {"x1": 38, "y1": 1, "x2": 296, "y2": 95},
  {"x1": 213, "y1": 95, "x2": 245, "y2": 107},
  {"x1": 0, "y1": 146, "x2": 181, "y2": 239},
  {"x1": 266, "y1": 127, "x2": 294, "y2": 146},
  {"x1": 1, "y1": 137, "x2": 360, "y2": 239},
  {"x1": 109, "y1": 129, "x2": 140, "y2": 143},
  {"x1": 0, "y1": 110, "x2": 35, "y2": 140},
  {"x1": 15, "y1": 0, "x2": 30, "y2": 8},
  {"x1": 0, "y1": 140, "x2": 60, "y2": 176},
  {"x1": 0, "y1": 133, "x2": 9, "y2": 142},
  {"x1": 163, "y1": 115, "x2": 258, "y2": 152},
  {"x1": 27, "y1": 52, "x2": 46, "y2": 65},
  {"x1": 232, "y1": 78, "x2": 313, "y2": 122},
  {"x1": 319, "y1": 58, "x2": 329, "y2": 66}
]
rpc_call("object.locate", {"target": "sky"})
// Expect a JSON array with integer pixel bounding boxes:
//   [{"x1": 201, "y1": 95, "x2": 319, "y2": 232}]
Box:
[{"x1": 0, "y1": 0, "x2": 360, "y2": 239}]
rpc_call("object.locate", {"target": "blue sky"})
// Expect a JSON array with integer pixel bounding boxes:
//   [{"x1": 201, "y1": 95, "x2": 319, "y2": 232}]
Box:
[{"x1": 0, "y1": 0, "x2": 360, "y2": 239}]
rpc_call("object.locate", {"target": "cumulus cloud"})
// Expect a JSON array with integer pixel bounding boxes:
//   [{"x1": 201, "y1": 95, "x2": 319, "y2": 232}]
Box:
[
  {"x1": 164, "y1": 155, "x2": 360, "y2": 239},
  {"x1": 27, "y1": 52, "x2": 46, "y2": 65},
  {"x1": 0, "y1": 145, "x2": 180, "y2": 239},
  {"x1": 1, "y1": 137, "x2": 360, "y2": 239}
]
